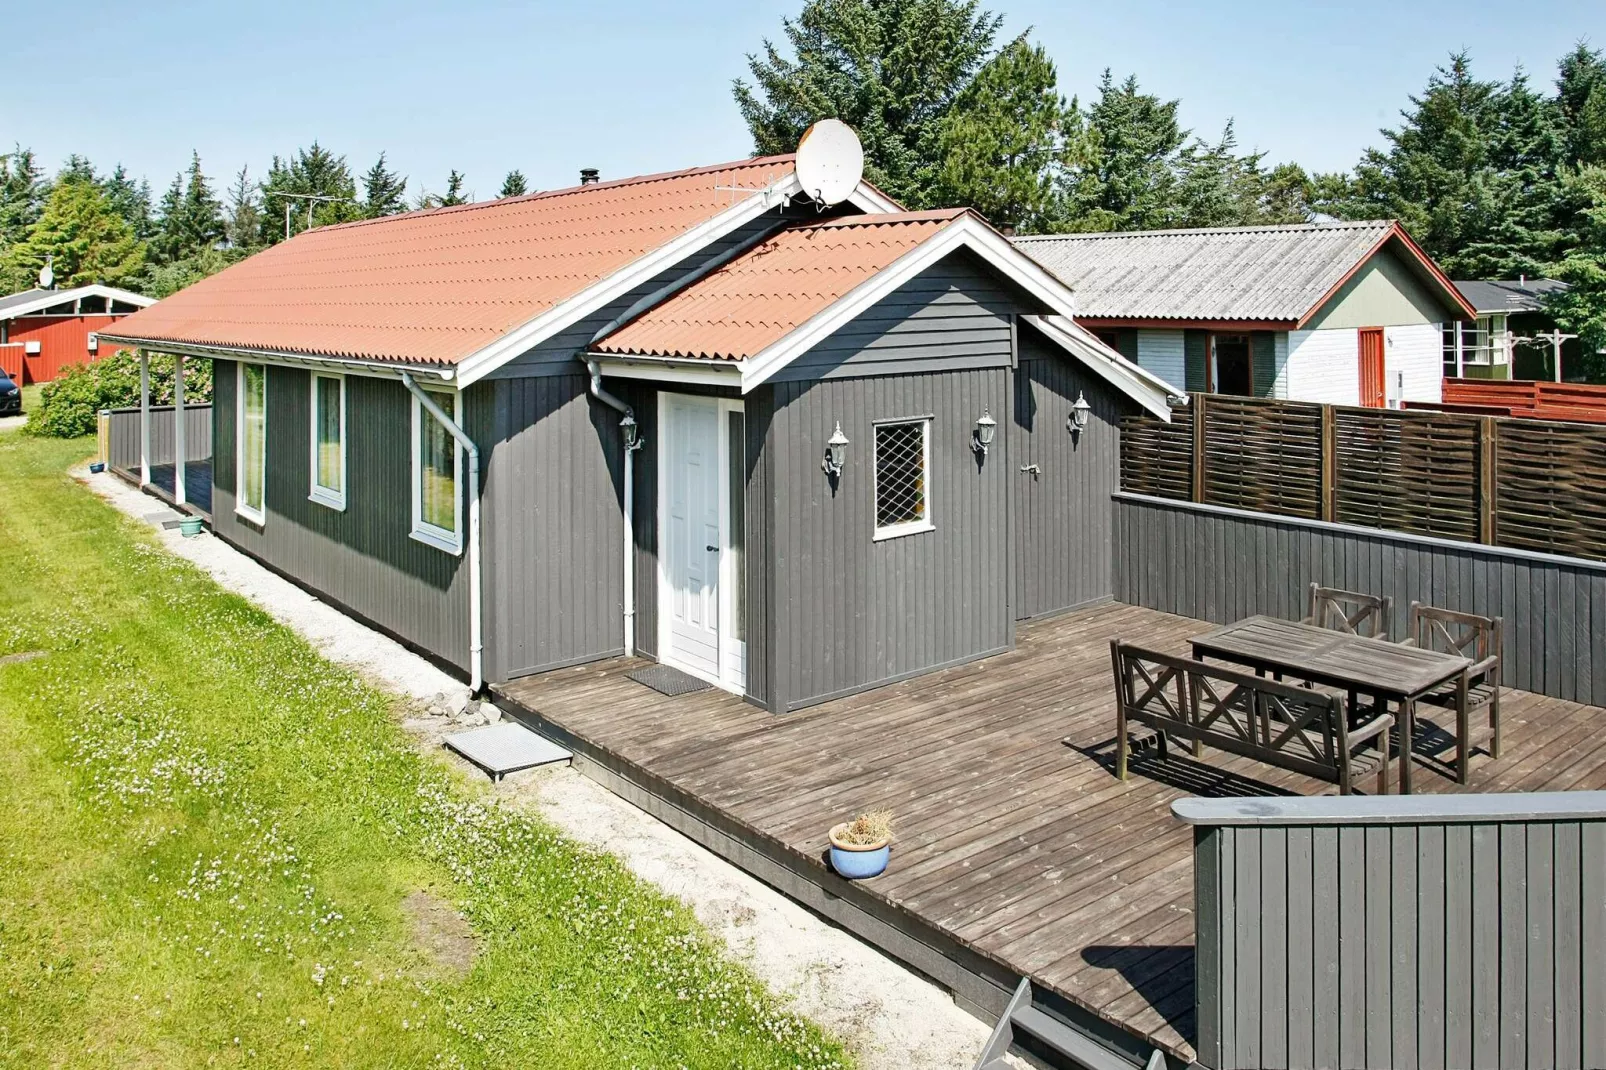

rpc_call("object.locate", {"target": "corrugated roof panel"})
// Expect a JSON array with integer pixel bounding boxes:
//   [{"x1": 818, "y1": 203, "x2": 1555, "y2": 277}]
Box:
[
  {"x1": 1013, "y1": 220, "x2": 1395, "y2": 321},
  {"x1": 106, "y1": 156, "x2": 800, "y2": 366},
  {"x1": 594, "y1": 210, "x2": 967, "y2": 361}
]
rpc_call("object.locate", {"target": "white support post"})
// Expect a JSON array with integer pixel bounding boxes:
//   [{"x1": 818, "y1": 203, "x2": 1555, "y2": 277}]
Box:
[
  {"x1": 1453, "y1": 321, "x2": 1464, "y2": 379},
  {"x1": 173, "y1": 354, "x2": 186, "y2": 505},
  {"x1": 138, "y1": 350, "x2": 151, "y2": 487}
]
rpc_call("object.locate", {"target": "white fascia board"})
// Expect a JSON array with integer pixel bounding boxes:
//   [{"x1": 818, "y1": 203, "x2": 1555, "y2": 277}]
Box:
[
  {"x1": 454, "y1": 174, "x2": 809, "y2": 388},
  {"x1": 588, "y1": 354, "x2": 744, "y2": 387},
  {"x1": 2, "y1": 283, "x2": 156, "y2": 320},
  {"x1": 88, "y1": 334, "x2": 455, "y2": 381},
  {"x1": 1022, "y1": 315, "x2": 1176, "y2": 421},
  {"x1": 740, "y1": 214, "x2": 1084, "y2": 392},
  {"x1": 846, "y1": 183, "x2": 903, "y2": 214}
]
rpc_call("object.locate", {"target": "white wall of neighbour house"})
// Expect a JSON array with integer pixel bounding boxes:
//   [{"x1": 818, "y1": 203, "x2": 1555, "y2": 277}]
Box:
[
  {"x1": 1385, "y1": 323, "x2": 1444, "y2": 405},
  {"x1": 1270, "y1": 332, "x2": 1289, "y2": 399},
  {"x1": 1134, "y1": 329, "x2": 1186, "y2": 392},
  {"x1": 1283, "y1": 328, "x2": 1361, "y2": 405}
]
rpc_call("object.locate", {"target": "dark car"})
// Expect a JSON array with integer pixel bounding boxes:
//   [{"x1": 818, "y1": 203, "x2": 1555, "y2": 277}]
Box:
[{"x1": 0, "y1": 370, "x2": 19, "y2": 416}]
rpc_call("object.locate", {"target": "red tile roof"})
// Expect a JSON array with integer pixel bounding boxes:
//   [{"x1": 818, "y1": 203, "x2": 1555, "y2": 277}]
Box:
[
  {"x1": 593, "y1": 209, "x2": 970, "y2": 361},
  {"x1": 104, "y1": 156, "x2": 799, "y2": 366}
]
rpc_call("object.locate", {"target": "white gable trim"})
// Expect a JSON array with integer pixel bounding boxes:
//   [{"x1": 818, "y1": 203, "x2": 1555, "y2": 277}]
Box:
[
  {"x1": 587, "y1": 355, "x2": 743, "y2": 388},
  {"x1": 1021, "y1": 315, "x2": 1176, "y2": 421},
  {"x1": 740, "y1": 215, "x2": 1080, "y2": 391},
  {"x1": 2, "y1": 284, "x2": 155, "y2": 321},
  {"x1": 452, "y1": 176, "x2": 897, "y2": 388}
]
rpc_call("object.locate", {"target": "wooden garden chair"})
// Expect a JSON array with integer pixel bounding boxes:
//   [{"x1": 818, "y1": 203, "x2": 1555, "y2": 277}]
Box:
[
  {"x1": 1302, "y1": 583, "x2": 1393, "y2": 640},
  {"x1": 1401, "y1": 602, "x2": 1503, "y2": 783}
]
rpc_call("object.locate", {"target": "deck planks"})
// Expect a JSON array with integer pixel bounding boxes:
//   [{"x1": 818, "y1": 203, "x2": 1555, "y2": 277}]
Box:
[{"x1": 495, "y1": 601, "x2": 1606, "y2": 1063}]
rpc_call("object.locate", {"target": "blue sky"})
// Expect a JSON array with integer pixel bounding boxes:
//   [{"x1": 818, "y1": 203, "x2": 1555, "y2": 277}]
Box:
[{"x1": 9, "y1": 1, "x2": 1599, "y2": 201}]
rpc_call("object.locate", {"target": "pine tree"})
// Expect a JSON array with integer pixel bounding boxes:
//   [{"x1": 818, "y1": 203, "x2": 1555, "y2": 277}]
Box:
[
  {"x1": 499, "y1": 170, "x2": 529, "y2": 198},
  {"x1": 734, "y1": 0, "x2": 1003, "y2": 206},
  {"x1": 441, "y1": 170, "x2": 468, "y2": 206},
  {"x1": 0, "y1": 146, "x2": 46, "y2": 254},
  {"x1": 360, "y1": 153, "x2": 409, "y2": 218},
  {"x1": 932, "y1": 36, "x2": 1071, "y2": 232},
  {"x1": 102, "y1": 165, "x2": 154, "y2": 240},
  {"x1": 1557, "y1": 44, "x2": 1606, "y2": 166},
  {"x1": 1546, "y1": 165, "x2": 1606, "y2": 377},
  {"x1": 154, "y1": 152, "x2": 225, "y2": 264},
  {"x1": 224, "y1": 167, "x2": 262, "y2": 250},
  {"x1": 1064, "y1": 72, "x2": 1186, "y2": 230},
  {"x1": 0, "y1": 174, "x2": 146, "y2": 291},
  {"x1": 257, "y1": 143, "x2": 360, "y2": 244}
]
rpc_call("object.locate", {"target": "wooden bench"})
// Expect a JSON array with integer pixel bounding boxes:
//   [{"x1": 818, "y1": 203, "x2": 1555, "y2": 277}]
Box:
[{"x1": 1109, "y1": 640, "x2": 1395, "y2": 795}]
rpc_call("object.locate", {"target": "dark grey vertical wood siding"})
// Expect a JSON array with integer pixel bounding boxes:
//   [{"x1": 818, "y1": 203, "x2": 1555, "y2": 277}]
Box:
[
  {"x1": 1251, "y1": 331, "x2": 1277, "y2": 397},
  {"x1": 1113, "y1": 493, "x2": 1606, "y2": 706},
  {"x1": 481, "y1": 373, "x2": 627, "y2": 680},
  {"x1": 768, "y1": 250, "x2": 1020, "y2": 382},
  {"x1": 1011, "y1": 325, "x2": 1123, "y2": 620},
  {"x1": 107, "y1": 404, "x2": 213, "y2": 470},
  {"x1": 744, "y1": 386, "x2": 776, "y2": 708},
  {"x1": 212, "y1": 360, "x2": 472, "y2": 672},
  {"x1": 1186, "y1": 329, "x2": 1209, "y2": 391},
  {"x1": 1194, "y1": 815, "x2": 1606, "y2": 1070},
  {"x1": 764, "y1": 368, "x2": 1012, "y2": 711}
]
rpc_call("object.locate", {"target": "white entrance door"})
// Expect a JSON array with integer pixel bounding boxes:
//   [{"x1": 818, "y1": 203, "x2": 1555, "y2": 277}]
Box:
[{"x1": 662, "y1": 395, "x2": 724, "y2": 683}]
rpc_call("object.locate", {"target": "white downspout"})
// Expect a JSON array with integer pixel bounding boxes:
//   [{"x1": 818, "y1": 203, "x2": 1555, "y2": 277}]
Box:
[
  {"x1": 585, "y1": 359, "x2": 639, "y2": 657},
  {"x1": 400, "y1": 372, "x2": 483, "y2": 692},
  {"x1": 138, "y1": 349, "x2": 151, "y2": 486}
]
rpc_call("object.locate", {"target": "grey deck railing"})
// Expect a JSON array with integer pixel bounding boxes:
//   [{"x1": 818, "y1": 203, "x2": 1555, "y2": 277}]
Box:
[
  {"x1": 1176, "y1": 792, "x2": 1606, "y2": 1070},
  {"x1": 103, "y1": 404, "x2": 212, "y2": 472}
]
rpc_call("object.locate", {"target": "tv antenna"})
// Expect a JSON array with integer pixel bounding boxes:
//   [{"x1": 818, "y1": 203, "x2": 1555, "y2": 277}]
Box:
[{"x1": 266, "y1": 191, "x2": 355, "y2": 240}]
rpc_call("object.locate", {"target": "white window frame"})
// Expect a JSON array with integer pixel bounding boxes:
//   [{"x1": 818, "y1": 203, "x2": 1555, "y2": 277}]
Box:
[
  {"x1": 308, "y1": 372, "x2": 347, "y2": 511},
  {"x1": 235, "y1": 361, "x2": 267, "y2": 525},
  {"x1": 872, "y1": 416, "x2": 934, "y2": 541},
  {"x1": 410, "y1": 386, "x2": 463, "y2": 555}
]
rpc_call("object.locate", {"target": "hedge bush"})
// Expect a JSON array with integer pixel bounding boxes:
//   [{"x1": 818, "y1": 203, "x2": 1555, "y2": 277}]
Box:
[{"x1": 26, "y1": 351, "x2": 213, "y2": 439}]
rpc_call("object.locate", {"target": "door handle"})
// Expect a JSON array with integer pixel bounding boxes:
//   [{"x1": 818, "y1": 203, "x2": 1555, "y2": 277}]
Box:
[
  {"x1": 706, "y1": 544, "x2": 720, "y2": 552},
  {"x1": 1019, "y1": 464, "x2": 1040, "y2": 474}
]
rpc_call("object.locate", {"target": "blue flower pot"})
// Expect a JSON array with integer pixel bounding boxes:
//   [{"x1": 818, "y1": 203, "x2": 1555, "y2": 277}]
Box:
[
  {"x1": 179, "y1": 516, "x2": 205, "y2": 537},
  {"x1": 829, "y1": 824, "x2": 890, "y2": 880}
]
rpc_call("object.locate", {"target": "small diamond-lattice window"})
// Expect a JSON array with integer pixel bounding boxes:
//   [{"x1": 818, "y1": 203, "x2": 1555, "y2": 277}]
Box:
[{"x1": 874, "y1": 419, "x2": 930, "y2": 536}]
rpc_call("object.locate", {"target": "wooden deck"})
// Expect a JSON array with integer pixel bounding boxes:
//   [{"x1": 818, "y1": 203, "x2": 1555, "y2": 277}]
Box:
[{"x1": 493, "y1": 602, "x2": 1606, "y2": 1064}]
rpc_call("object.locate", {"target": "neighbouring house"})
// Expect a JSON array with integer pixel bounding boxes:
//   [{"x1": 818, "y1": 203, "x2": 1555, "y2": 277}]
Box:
[
  {"x1": 99, "y1": 155, "x2": 1169, "y2": 710},
  {"x1": 1449, "y1": 277, "x2": 1579, "y2": 382},
  {"x1": 0, "y1": 284, "x2": 155, "y2": 385},
  {"x1": 1015, "y1": 220, "x2": 1477, "y2": 408}
]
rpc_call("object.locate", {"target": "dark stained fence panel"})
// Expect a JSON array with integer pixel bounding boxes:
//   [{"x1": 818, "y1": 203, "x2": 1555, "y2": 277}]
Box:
[
  {"x1": 1495, "y1": 420, "x2": 1606, "y2": 560},
  {"x1": 1334, "y1": 407, "x2": 1481, "y2": 542},
  {"x1": 1120, "y1": 404, "x2": 1192, "y2": 501},
  {"x1": 106, "y1": 404, "x2": 214, "y2": 471},
  {"x1": 1203, "y1": 395, "x2": 1322, "y2": 518}
]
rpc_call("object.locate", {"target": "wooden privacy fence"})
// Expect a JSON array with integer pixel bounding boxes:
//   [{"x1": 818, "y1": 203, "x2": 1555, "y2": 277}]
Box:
[
  {"x1": 1121, "y1": 393, "x2": 1606, "y2": 562},
  {"x1": 101, "y1": 404, "x2": 213, "y2": 473},
  {"x1": 1425, "y1": 377, "x2": 1606, "y2": 425}
]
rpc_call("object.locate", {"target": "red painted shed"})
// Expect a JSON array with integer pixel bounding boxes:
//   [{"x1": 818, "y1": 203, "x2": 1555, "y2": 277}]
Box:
[{"x1": 0, "y1": 284, "x2": 155, "y2": 384}]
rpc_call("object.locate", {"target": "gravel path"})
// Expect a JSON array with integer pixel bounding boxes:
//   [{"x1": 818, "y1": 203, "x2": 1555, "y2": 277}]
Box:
[{"x1": 83, "y1": 467, "x2": 1007, "y2": 1070}]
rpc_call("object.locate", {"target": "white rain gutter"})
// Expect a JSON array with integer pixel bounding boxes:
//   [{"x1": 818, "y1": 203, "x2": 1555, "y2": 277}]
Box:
[
  {"x1": 400, "y1": 372, "x2": 484, "y2": 692},
  {"x1": 585, "y1": 359, "x2": 640, "y2": 657}
]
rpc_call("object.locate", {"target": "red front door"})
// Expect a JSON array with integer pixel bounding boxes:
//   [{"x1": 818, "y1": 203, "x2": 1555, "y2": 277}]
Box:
[{"x1": 1358, "y1": 327, "x2": 1385, "y2": 408}]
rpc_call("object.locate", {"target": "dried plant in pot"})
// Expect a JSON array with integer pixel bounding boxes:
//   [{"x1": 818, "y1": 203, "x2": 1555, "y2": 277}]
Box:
[{"x1": 828, "y1": 809, "x2": 893, "y2": 879}]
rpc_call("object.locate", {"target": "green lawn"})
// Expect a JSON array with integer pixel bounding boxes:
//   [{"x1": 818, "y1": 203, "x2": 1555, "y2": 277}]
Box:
[{"x1": 0, "y1": 431, "x2": 847, "y2": 1069}]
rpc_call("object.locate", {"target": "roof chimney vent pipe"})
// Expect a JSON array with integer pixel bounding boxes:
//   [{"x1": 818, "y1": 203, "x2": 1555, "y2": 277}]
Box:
[{"x1": 579, "y1": 168, "x2": 600, "y2": 185}]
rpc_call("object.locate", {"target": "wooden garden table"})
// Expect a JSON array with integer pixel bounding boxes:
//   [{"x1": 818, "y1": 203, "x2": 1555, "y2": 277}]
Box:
[{"x1": 1189, "y1": 615, "x2": 1471, "y2": 794}]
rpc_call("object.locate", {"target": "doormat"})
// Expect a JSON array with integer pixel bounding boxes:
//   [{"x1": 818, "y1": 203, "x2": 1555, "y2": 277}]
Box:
[{"x1": 626, "y1": 665, "x2": 713, "y2": 696}]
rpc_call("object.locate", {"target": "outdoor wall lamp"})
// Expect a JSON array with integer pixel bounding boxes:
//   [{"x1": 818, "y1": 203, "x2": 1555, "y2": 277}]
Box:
[
  {"x1": 822, "y1": 422, "x2": 849, "y2": 476},
  {"x1": 619, "y1": 411, "x2": 643, "y2": 452},
  {"x1": 972, "y1": 409, "x2": 997, "y2": 455},
  {"x1": 1068, "y1": 392, "x2": 1092, "y2": 435}
]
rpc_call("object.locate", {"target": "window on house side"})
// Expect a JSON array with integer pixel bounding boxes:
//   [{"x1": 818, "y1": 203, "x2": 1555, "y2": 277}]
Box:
[
  {"x1": 411, "y1": 387, "x2": 461, "y2": 553},
  {"x1": 309, "y1": 373, "x2": 346, "y2": 510},
  {"x1": 236, "y1": 363, "x2": 267, "y2": 524},
  {"x1": 874, "y1": 419, "x2": 931, "y2": 539}
]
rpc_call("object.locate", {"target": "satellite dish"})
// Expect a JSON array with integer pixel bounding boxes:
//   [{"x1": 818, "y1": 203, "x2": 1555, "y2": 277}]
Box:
[
  {"x1": 795, "y1": 119, "x2": 864, "y2": 207},
  {"x1": 38, "y1": 254, "x2": 53, "y2": 290}
]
